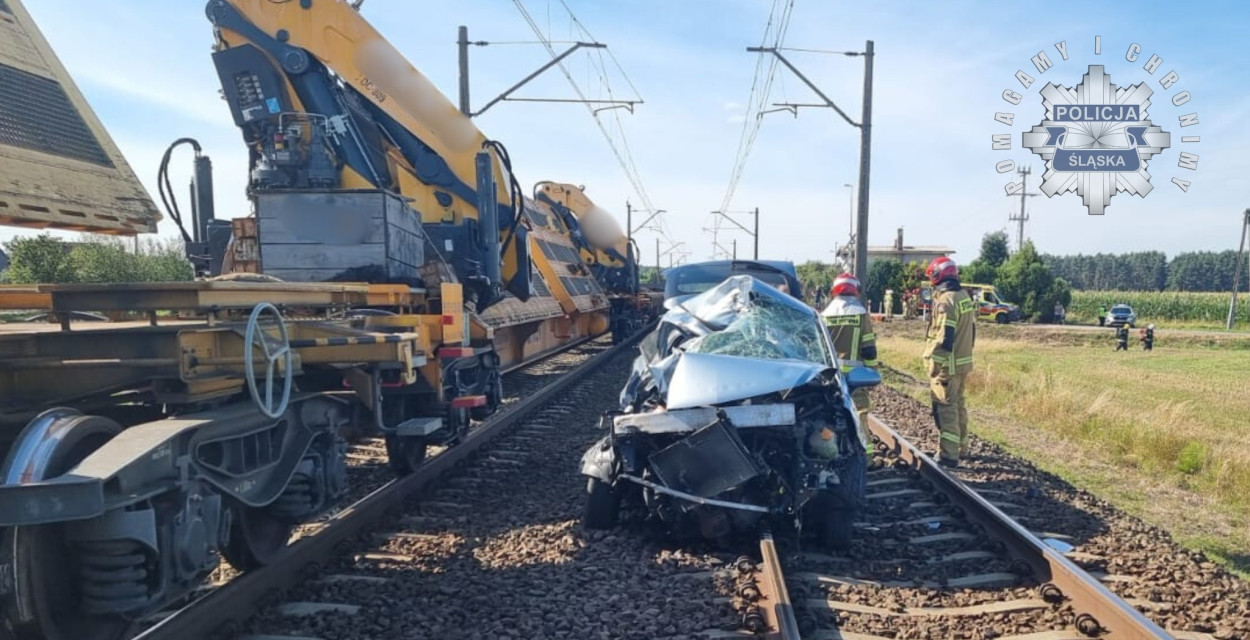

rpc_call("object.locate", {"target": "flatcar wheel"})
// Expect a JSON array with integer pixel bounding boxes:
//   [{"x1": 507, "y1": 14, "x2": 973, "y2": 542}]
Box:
[
  {"x1": 221, "y1": 505, "x2": 292, "y2": 572},
  {"x1": 2, "y1": 411, "x2": 128, "y2": 640},
  {"x1": 385, "y1": 435, "x2": 428, "y2": 476},
  {"x1": 471, "y1": 375, "x2": 503, "y2": 422}
]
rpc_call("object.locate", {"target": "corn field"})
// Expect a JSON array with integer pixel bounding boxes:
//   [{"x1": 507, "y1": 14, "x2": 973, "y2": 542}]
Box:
[{"x1": 1069, "y1": 290, "x2": 1248, "y2": 326}]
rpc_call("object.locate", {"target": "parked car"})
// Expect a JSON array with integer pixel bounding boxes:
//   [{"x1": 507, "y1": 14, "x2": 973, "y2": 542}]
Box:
[
  {"x1": 1107, "y1": 304, "x2": 1137, "y2": 327},
  {"x1": 663, "y1": 260, "x2": 803, "y2": 306},
  {"x1": 964, "y1": 284, "x2": 1022, "y2": 323},
  {"x1": 580, "y1": 275, "x2": 878, "y2": 549}
]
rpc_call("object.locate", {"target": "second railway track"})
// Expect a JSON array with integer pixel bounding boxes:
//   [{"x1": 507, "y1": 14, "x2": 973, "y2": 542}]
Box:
[
  {"x1": 136, "y1": 334, "x2": 635, "y2": 639},
  {"x1": 136, "y1": 330, "x2": 747, "y2": 640}
]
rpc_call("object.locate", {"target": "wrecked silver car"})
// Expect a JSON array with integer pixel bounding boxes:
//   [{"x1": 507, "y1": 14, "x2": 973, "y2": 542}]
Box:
[{"x1": 580, "y1": 275, "x2": 880, "y2": 548}]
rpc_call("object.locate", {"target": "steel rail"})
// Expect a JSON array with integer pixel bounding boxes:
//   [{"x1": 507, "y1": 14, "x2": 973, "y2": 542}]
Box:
[
  {"x1": 135, "y1": 328, "x2": 649, "y2": 640},
  {"x1": 866, "y1": 414, "x2": 1172, "y2": 639},
  {"x1": 757, "y1": 532, "x2": 801, "y2": 640}
]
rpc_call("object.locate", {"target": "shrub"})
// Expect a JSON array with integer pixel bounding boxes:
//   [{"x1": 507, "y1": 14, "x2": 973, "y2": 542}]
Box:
[{"x1": 2, "y1": 234, "x2": 193, "y2": 284}]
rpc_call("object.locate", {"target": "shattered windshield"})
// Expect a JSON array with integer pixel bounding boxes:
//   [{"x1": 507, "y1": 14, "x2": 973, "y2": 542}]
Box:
[{"x1": 678, "y1": 276, "x2": 833, "y2": 367}]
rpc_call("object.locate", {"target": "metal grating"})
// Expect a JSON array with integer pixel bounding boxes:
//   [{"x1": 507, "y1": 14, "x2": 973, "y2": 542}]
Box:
[
  {"x1": 0, "y1": 62, "x2": 113, "y2": 167},
  {"x1": 530, "y1": 265, "x2": 551, "y2": 297},
  {"x1": 537, "y1": 238, "x2": 556, "y2": 261}
]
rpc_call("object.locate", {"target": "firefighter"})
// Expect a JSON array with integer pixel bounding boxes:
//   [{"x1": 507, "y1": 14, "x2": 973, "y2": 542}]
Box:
[
  {"x1": 1141, "y1": 324, "x2": 1155, "y2": 351},
  {"x1": 1115, "y1": 325, "x2": 1129, "y2": 351},
  {"x1": 923, "y1": 256, "x2": 975, "y2": 468},
  {"x1": 821, "y1": 273, "x2": 878, "y2": 453}
]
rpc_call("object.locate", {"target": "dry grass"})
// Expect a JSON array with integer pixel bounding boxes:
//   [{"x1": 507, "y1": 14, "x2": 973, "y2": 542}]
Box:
[
  {"x1": 877, "y1": 322, "x2": 1250, "y2": 572},
  {"x1": 880, "y1": 332, "x2": 1250, "y2": 510}
]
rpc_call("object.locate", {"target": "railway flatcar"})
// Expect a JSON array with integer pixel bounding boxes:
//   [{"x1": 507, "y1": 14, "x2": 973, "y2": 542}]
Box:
[{"x1": 0, "y1": 0, "x2": 646, "y2": 637}]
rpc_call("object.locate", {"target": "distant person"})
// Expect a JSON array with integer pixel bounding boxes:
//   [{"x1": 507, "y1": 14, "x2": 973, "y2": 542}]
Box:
[
  {"x1": 1141, "y1": 324, "x2": 1155, "y2": 351},
  {"x1": 923, "y1": 257, "x2": 975, "y2": 468},
  {"x1": 1115, "y1": 325, "x2": 1129, "y2": 351},
  {"x1": 1054, "y1": 302, "x2": 1066, "y2": 324},
  {"x1": 1098, "y1": 304, "x2": 1108, "y2": 327},
  {"x1": 884, "y1": 289, "x2": 895, "y2": 320},
  {"x1": 821, "y1": 274, "x2": 878, "y2": 453}
]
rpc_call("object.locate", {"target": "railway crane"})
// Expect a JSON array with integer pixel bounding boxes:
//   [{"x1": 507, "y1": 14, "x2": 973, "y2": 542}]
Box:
[{"x1": 0, "y1": 1, "x2": 651, "y2": 638}]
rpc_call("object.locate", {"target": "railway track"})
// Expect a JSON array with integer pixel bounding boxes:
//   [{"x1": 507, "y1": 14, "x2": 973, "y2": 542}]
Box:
[
  {"x1": 200, "y1": 336, "x2": 612, "y2": 588},
  {"x1": 128, "y1": 342, "x2": 1241, "y2": 640},
  {"x1": 742, "y1": 413, "x2": 1219, "y2": 640},
  {"x1": 133, "y1": 334, "x2": 638, "y2": 640}
]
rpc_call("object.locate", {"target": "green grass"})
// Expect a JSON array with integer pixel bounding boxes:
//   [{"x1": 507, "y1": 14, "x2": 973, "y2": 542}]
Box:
[{"x1": 879, "y1": 327, "x2": 1250, "y2": 575}]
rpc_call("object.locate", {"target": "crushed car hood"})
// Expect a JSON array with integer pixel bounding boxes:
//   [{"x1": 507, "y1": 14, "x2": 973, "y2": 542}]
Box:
[
  {"x1": 622, "y1": 274, "x2": 837, "y2": 410},
  {"x1": 665, "y1": 352, "x2": 827, "y2": 409}
]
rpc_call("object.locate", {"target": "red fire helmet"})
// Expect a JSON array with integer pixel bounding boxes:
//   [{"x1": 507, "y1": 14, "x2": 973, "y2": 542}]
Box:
[
  {"x1": 925, "y1": 256, "x2": 958, "y2": 285},
  {"x1": 830, "y1": 273, "x2": 860, "y2": 297}
]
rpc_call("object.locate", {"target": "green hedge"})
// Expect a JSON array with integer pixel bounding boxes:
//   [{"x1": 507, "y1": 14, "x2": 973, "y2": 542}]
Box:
[{"x1": 2, "y1": 235, "x2": 193, "y2": 285}]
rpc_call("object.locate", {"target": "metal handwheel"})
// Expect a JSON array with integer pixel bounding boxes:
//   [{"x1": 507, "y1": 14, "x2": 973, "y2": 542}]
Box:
[{"x1": 243, "y1": 302, "x2": 293, "y2": 419}]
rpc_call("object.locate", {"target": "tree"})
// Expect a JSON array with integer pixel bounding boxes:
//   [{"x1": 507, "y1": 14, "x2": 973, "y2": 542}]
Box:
[
  {"x1": 2, "y1": 235, "x2": 192, "y2": 285},
  {"x1": 863, "y1": 259, "x2": 905, "y2": 312},
  {"x1": 4, "y1": 235, "x2": 75, "y2": 284},
  {"x1": 995, "y1": 241, "x2": 1069, "y2": 321},
  {"x1": 795, "y1": 260, "x2": 840, "y2": 300},
  {"x1": 962, "y1": 260, "x2": 997, "y2": 286},
  {"x1": 980, "y1": 231, "x2": 1010, "y2": 268}
]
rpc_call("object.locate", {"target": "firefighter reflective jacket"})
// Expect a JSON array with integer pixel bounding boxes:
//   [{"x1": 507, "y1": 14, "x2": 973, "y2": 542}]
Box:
[
  {"x1": 821, "y1": 295, "x2": 878, "y2": 372},
  {"x1": 924, "y1": 281, "x2": 975, "y2": 376}
]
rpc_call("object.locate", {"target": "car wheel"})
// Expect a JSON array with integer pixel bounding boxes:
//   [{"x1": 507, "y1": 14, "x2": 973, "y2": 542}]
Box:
[
  {"x1": 583, "y1": 477, "x2": 619, "y2": 529},
  {"x1": 995, "y1": 313, "x2": 1009, "y2": 324}
]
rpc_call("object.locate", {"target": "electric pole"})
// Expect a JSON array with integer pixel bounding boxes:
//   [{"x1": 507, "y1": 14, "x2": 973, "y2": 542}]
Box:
[
  {"x1": 1228, "y1": 208, "x2": 1250, "y2": 330},
  {"x1": 1008, "y1": 166, "x2": 1039, "y2": 251},
  {"x1": 856, "y1": 40, "x2": 874, "y2": 280},
  {"x1": 750, "y1": 42, "x2": 874, "y2": 277},
  {"x1": 710, "y1": 209, "x2": 760, "y2": 260},
  {"x1": 753, "y1": 207, "x2": 759, "y2": 261},
  {"x1": 457, "y1": 26, "x2": 471, "y2": 115},
  {"x1": 626, "y1": 201, "x2": 631, "y2": 251}
]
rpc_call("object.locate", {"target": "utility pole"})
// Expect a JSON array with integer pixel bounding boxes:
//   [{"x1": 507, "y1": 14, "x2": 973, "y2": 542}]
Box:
[
  {"x1": 753, "y1": 207, "x2": 759, "y2": 260},
  {"x1": 710, "y1": 209, "x2": 760, "y2": 260},
  {"x1": 457, "y1": 26, "x2": 471, "y2": 115},
  {"x1": 856, "y1": 40, "x2": 874, "y2": 280},
  {"x1": 1008, "y1": 166, "x2": 1039, "y2": 251},
  {"x1": 1228, "y1": 208, "x2": 1250, "y2": 330},
  {"x1": 751, "y1": 41, "x2": 874, "y2": 277},
  {"x1": 656, "y1": 237, "x2": 660, "y2": 276},
  {"x1": 626, "y1": 201, "x2": 632, "y2": 252},
  {"x1": 732, "y1": 239, "x2": 738, "y2": 260}
]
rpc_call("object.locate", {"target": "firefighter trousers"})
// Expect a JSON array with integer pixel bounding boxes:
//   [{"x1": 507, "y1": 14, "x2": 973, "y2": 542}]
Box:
[
  {"x1": 851, "y1": 388, "x2": 873, "y2": 453},
  {"x1": 929, "y1": 371, "x2": 969, "y2": 462}
]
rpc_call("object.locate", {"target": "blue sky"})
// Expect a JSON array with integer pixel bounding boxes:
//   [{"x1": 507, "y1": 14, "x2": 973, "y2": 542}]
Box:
[{"x1": 13, "y1": 0, "x2": 1250, "y2": 264}]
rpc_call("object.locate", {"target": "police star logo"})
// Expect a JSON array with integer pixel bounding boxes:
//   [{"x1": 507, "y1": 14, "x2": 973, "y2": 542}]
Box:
[{"x1": 1022, "y1": 65, "x2": 1171, "y2": 215}]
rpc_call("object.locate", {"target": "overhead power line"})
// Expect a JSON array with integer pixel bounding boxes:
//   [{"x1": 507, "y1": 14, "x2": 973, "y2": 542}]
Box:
[
  {"x1": 511, "y1": 0, "x2": 671, "y2": 244},
  {"x1": 708, "y1": 0, "x2": 796, "y2": 258}
]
